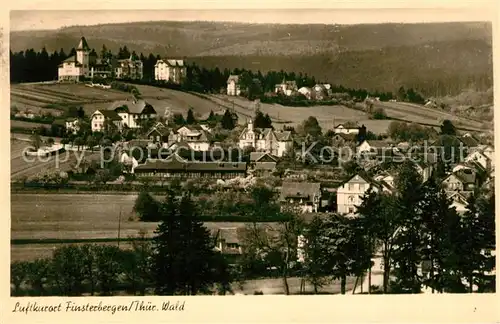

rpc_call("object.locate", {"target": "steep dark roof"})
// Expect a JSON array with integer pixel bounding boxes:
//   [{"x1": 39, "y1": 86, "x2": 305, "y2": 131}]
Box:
[
  {"x1": 77, "y1": 37, "x2": 90, "y2": 51},
  {"x1": 280, "y1": 182, "x2": 321, "y2": 202},
  {"x1": 214, "y1": 227, "x2": 242, "y2": 244},
  {"x1": 459, "y1": 135, "x2": 480, "y2": 148},
  {"x1": 94, "y1": 110, "x2": 122, "y2": 121},
  {"x1": 109, "y1": 100, "x2": 156, "y2": 115},
  {"x1": 135, "y1": 159, "x2": 247, "y2": 172},
  {"x1": 452, "y1": 170, "x2": 477, "y2": 184},
  {"x1": 250, "y1": 152, "x2": 278, "y2": 162}
]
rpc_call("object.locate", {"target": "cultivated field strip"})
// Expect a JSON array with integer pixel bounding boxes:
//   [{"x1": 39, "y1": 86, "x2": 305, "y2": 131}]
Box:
[
  {"x1": 11, "y1": 242, "x2": 136, "y2": 262},
  {"x1": 378, "y1": 101, "x2": 484, "y2": 130},
  {"x1": 10, "y1": 193, "x2": 263, "y2": 241},
  {"x1": 11, "y1": 120, "x2": 50, "y2": 129},
  {"x1": 10, "y1": 148, "x2": 100, "y2": 180}
]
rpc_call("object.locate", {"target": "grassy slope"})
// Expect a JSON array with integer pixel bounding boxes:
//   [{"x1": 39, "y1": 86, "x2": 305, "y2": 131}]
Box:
[
  {"x1": 10, "y1": 21, "x2": 493, "y2": 95},
  {"x1": 10, "y1": 82, "x2": 486, "y2": 136}
]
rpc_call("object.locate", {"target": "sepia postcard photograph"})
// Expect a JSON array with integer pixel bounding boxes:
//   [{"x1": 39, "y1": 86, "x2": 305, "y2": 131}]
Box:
[{"x1": 2, "y1": 1, "x2": 499, "y2": 323}]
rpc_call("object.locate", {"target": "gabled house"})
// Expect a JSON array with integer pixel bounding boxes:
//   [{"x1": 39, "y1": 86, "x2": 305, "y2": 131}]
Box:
[
  {"x1": 239, "y1": 120, "x2": 293, "y2": 157},
  {"x1": 91, "y1": 99, "x2": 156, "y2": 132},
  {"x1": 213, "y1": 227, "x2": 243, "y2": 255},
  {"x1": 65, "y1": 118, "x2": 81, "y2": 135},
  {"x1": 336, "y1": 173, "x2": 392, "y2": 215},
  {"x1": 442, "y1": 169, "x2": 477, "y2": 192},
  {"x1": 274, "y1": 80, "x2": 298, "y2": 96},
  {"x1": 249, "y1": 152, "x2": 278, "y2": 175},
  {"x1": 280, "y1": 182, "x2": 322, "y2": 213},
  {"x1": 115, "y1": 55, "x2": 143, "y2": 80},
  {"x1": 414, "y1": 160, "x2": 434, "y2": 183},
  {"x1": 481, "y1": 145, "x2": 494, "y2": 162},
  {"x1": 459, "y1": 133, "x2": 481, "y2": 149},
  {"x1": 154, "y1": 59, "x2": 186, "y2": 84},
  {"x1": 172, "y1": 125, "x2": 212, "y2": 151},
  {"x1": 357, "y1": 140, "x2": 394, "y2": 155},
  {"x1": 447, "y1": 191, "x2": 470, "y2": 214},
  {"x1": 90, "y1": 110, "x2": 123, "y2": 132},
  {"x1": 227, "y1": 75, "x2": 241, "y2": 96},
  {"x1": 334, "y1": 123, "x2": 360, "y2": 135},
  {"x1": 452, "y1": 161, "x2": 485, "y2": 175},
  {"x1": 312, "y1": 84, "x2": 328, "y2": 100},
  {"x1": 108, "y1": 99, "x2": 157, "y2": 129},
  {"x1": 373, "y1": 171, "x2": 396, "y2": 191},
  {"x1": 146, "y1": 125, "x2": 172, "y2": 146},
  {"x1": 465, "y1": 150, "x2": 491, "y2": 171},
  {"x1": 89, "y1": 56, "x2": 116, "y2": 79},
  {"x1": 297, "y1": 87, "x2": 313, "y2": 100}
]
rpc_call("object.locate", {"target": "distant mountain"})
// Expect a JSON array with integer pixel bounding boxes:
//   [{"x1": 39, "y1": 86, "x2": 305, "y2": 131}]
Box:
[
  {"x1": 9, "y1": 21, "x2": 493, "y2": 95},
  {"x1": 10, "y1": 21, "x2": 492, "y2": 56}
]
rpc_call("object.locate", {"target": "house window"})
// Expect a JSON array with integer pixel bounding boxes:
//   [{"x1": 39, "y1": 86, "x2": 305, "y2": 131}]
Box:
[
  {"x1": 348, "y1": 183, "x2": 354, "y2": 191},
  {"x1": 348, "y1": 195, "x2": 354, "y2": 203},
  {"x1": 359, "y1": 184, "x2": 364, "y2": 191},
  {"x1": 348, "y1": 207, "x2": 355, "y2": 214}
]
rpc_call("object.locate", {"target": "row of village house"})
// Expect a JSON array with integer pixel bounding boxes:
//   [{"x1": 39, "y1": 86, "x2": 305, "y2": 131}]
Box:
[
  {"x1": 226, "y1": 74, "x2": 333, "y2": 99},
  {"x1": 58, "y1": 37, "x2": 331, "y2": 99},
  {"x1": 65, "y1": 96, "x2": 495, "y2": 219}
]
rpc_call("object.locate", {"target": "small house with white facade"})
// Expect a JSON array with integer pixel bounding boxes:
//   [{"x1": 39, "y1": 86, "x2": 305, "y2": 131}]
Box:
[
  {"x1": 90, "y1": 110, "x2": 123, "y2": 132},
  {"x1": 334, "y1": 124, "x2": 360, "y2": 135},
  {"x1": 336, "y1": 173, "x2": 392, "y2": 215},
  {"x1": 227, "y1": 75, "x2": 241, "y2": 96},
  {"x1": 280, "y1": 182, "x2": 322, "y2": 213}
]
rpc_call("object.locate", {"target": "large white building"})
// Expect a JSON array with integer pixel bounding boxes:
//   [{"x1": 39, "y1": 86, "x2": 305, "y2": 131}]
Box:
[
  {"x1": 115, "y1": 56, "x2": 143, "y2": 80},
  {"x1": 91, "y1": 99, "x2": 157, "y2": 132},
  {"x1": 154, "y1": 59, "x2": 186, "y2": 84},
  {"x1": 238, "y1": 120, "x2": 293, "y2": 157},
  {"x1": 58, "y1": 37, "x2": 91, "y2": 81}
]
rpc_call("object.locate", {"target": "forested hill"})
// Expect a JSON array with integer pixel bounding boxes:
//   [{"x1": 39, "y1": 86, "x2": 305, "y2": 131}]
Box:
[
  {"x1": 10, "y1": 21, "x2": 492, "y2": 56},
  {"x1": 10, "y1": 21, "x2": 493, "y2": 95}
]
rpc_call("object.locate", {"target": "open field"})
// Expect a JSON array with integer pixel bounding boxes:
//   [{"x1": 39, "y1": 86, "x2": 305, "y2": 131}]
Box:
[
  {"x1": 10, "y1": 82, "x2": 486, "y2": 135},
  {"x1": 10, "y1": 139, "x2": 99, "y2": 180},
  {"x1": 11, "y1": 83, "x2": 224, "y2": 121},
  {"x1": 375, "y1": 101, "x2": 486, "y2": 130},
  {"x1": 11, "y1": 119, "x2": 50, "y2": 129},
  {"x1": 11, "y1": 241, "x2": 136, "y2": 263},
  {"x1": 11, "y1": 193, "x2": 258, "y2": 241}
]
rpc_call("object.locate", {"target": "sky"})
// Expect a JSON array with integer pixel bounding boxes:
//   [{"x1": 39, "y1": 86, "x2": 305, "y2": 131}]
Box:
[{"x1": 9, "y1": 8, "x2": 493, "y2": 32}]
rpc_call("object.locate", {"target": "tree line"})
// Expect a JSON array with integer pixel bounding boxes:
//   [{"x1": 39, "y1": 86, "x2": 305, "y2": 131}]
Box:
[
  {"x1": 11, "y1": 46, "x2": 431, "y2": 105},
  {"x1": 12, "y1": 162, "x2": 495, "y2": 295}
]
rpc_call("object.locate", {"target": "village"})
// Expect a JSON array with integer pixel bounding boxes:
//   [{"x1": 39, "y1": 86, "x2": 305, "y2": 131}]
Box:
[{"x1": 10, "y1": 36, "x2": 496, "y2": 296}]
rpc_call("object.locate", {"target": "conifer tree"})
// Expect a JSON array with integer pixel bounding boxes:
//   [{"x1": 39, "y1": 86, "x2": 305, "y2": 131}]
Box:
[
  {"x1": 151, "y1": 191, "x2": 230, "y2": 295},
  {"x1": 186, "y1": 108, "x2": 196, "y2": 125},
  {"x1": 221, "y1": 109, "x2": 235, "y2": 130}
]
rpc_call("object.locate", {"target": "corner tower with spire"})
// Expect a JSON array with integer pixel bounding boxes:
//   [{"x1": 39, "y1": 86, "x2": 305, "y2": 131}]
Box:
[{"x1": 76, "y1": 36, "x2": 90, "y2": 77}]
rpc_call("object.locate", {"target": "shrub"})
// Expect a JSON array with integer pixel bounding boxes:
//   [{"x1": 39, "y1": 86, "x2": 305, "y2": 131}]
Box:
[{"x1": 371, "y1": 107, "x2": 388, "y2": 120}]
